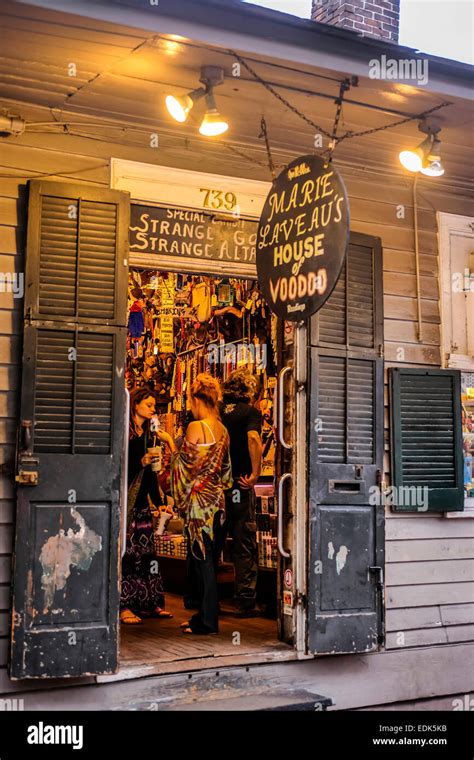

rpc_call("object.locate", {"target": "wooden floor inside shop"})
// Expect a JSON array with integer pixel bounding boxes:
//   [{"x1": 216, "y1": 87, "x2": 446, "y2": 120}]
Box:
[{"x1": 103, "y1": 593, "x2": 295, "y2": 682}]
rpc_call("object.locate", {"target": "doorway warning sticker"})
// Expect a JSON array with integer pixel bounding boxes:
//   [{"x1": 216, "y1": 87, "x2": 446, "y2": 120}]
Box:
[{"x1": 283, "y1": 591, "x2": 293, "y2": 616}]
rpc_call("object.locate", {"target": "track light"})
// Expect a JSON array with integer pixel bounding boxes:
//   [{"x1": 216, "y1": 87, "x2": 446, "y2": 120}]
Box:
[
  {"x1": 165, "y1": 65, "x2": 228, "y2": 136},
  {"x1": 166, "y1": 87, "x2": 206, "y2": 123},
  {"x1": 420, "y1": 137, "x2": 445, "y2": 176},
  {"x1": 399, "y1": 119, "x2": 445, "y2": 177},
  {"x1": 399, "y1": 136, "x2": 432, "y2": 172},
  {"x1": 199, "y1": 92, "x2": 229, "y2": 137}
]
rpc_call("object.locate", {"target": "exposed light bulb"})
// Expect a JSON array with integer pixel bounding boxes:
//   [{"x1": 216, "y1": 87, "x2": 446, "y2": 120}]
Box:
[
  {"x1": 165, "y1": 67, "x2": 229, "y2": 135},
  {"x1": 399, "y1": 149, "x2": 423, "y2": 172},
  {"x1": 399, "y1": 127, "x2": 446, "y2": 178},
  {"x1": 420, "y1": 138, "x2": 445, "y2": 176},
  {"x1": 199, "y1": 109, "x2": 229, "y2": 137},
  {"x1": 165, "y1": 94, "x2": 193, "y2": 123},
  {"x1": 399, "y1": 135, "x2": 433, "y2": 173},
  {"x1": 165, "y1": 87, "x2": 206, "y2": 123},
  {"x1": 421, "y1": 159, "x2": 445, "y2": 177},
  {"x1": 199, "y1": 92, "x2": 228, "y2": 136}
]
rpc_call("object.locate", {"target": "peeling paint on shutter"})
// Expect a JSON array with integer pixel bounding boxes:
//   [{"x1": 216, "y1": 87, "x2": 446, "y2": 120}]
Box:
[
  {"x1": 308, "y1": 233, "x2": 384, "y2": 654},
  {"x1": 11, "y1": 180, "x2": 129, "y2": 679}
]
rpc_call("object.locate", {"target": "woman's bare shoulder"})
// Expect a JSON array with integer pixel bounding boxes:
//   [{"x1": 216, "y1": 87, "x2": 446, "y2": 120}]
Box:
[{"x1": 185, "y1": 420, "x2": 202, "y2": 443}]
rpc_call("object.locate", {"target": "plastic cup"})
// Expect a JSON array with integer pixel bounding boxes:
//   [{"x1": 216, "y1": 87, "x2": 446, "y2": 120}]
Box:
[{"x1": 147, "y1": 446, "x2": 162, "y2": 472}]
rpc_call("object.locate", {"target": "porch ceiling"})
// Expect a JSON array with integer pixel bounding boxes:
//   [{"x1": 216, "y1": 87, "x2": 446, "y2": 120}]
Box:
[{"x1": 0, "y1": 0, "x2": 473, "y2": 190}]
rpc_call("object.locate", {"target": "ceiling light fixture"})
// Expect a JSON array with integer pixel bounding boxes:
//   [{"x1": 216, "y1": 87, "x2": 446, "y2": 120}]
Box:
[
  {"x1": 199, "y1": 92, "x2": 229, "y2": 137},
  {"x1": 399, "y1": 119, "x2": 445, "y2": 177},
  {"x1": 420, "y1": 136, "x2": 445, "y2": 177},
  {"x1": 166, "y1": 66, "x2": 228, "y2": 136},
  {"x1": 165, "y1": 88, "x2": 206, "y2": 123}
]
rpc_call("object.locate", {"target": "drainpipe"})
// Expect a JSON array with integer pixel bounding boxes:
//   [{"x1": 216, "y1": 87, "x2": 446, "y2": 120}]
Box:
[{"x1": 413, "y1": 174, "x2": 423, "y2": 342}]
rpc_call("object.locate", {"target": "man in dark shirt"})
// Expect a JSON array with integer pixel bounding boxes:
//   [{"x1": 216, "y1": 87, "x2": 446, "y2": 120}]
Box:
[{"x1": 220, "y1": 369, "x2": 263, "y2": 616}]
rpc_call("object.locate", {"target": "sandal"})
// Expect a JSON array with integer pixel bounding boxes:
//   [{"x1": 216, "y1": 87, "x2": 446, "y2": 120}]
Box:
[
  {"x1": 141, "y1": 608, "x2": 174, "y2": 619},
  {"x1": 150, "y1": 607, "x2": 173, "y2": 619},
  {"x1": 181, "y1": 623, "x2": 218, "y2": 635},
  {"x1": 120, "y1": 609, "x2": 142, "y2": 625}
]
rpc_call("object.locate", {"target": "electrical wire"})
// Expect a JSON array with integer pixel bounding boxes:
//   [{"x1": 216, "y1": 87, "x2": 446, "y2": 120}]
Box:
[
  {"x1": 229, "y1": 50, "x2": 452, "y2": 153},
  {"x1": 230, "y1": 50, "x2": 334, "y2": 138}
]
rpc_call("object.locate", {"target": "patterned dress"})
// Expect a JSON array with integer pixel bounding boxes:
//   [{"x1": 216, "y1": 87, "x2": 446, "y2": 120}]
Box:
[
  {"x1": 171, "y1": 424, "x2": 233, "y2": 633},
  {"x1": 171, "y1": 427, "x2": 233, "y2": 558},
  {"x1": 120, "y1": 427, "x2": 165, "y2": 615}
]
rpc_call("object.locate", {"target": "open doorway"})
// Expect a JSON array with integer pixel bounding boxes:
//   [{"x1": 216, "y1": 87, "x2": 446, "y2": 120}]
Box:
[{"x1": 118, "y1": 268, "x2": 292, "y2": 677}]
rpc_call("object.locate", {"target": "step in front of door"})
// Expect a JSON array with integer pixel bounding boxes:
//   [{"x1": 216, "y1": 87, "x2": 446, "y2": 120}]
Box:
[{"x1": 124, "y1": 687, "x2": 333, "y2": 712}]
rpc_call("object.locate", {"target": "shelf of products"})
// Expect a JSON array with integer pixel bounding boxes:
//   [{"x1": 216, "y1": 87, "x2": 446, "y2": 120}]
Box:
[{"x1": 461, "y1": 376, "x2": 474, "y2": 498}]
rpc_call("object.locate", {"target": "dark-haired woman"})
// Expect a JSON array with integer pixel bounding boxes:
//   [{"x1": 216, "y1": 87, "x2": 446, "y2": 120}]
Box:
[
  {"x1": 120, "y1": 387, "x2": 172, "y2": 624},
  {"x1": 157, "y1": 374, "x2": 233, "y2": 635}
]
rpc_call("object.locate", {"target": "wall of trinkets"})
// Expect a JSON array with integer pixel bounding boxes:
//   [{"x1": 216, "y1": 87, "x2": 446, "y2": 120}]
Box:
[
  {"x1": 125, "y1": 268, "x2": 279, "y2": 576},
  {"x1": 461, "y1": 372, "x2": 474, "y2": 499}
]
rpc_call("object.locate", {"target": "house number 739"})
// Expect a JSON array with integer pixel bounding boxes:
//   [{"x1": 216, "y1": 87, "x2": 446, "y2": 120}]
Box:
[{"x1": 200, "y1": 188, "x2": 237, "y2": 211}]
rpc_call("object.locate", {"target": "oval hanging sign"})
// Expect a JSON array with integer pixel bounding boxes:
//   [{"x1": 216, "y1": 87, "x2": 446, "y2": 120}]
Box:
[{"x1": 256, "y1": 154, "x2": 349, "y2": 321}]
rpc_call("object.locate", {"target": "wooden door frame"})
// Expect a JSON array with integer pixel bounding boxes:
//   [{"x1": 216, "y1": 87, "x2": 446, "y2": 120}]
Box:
[{"x1": 111, "y1": 157, "x2": 306, "y2": 655}]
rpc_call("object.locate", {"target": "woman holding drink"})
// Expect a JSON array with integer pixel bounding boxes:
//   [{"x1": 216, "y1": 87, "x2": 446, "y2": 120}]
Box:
[{"x1": 120, "y1": 387, "x2": 173, "y2": 624}]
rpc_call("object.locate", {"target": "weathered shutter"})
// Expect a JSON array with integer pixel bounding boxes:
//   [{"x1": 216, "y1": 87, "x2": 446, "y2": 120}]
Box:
[
  {"x1": 390, "y1": 368, "x2": 464, "y2": 512},
  {"x1": 308, "y1": 233, "x2": 385, "y2": 654},
  {"x1": 10, "y1": 180, "x2": 129, "y2": 679}
]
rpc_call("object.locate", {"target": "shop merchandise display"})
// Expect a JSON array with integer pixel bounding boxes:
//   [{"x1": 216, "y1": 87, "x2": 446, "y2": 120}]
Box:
[
  {"x1": 257, "y1": 532, "x2": 278, "y2": 570},
  {"x1": 125, "y1": 269, "x2": 279, "y2": 573},
  {"x1": 461, "y1": 374, "x2": 474, "y2": 497}
]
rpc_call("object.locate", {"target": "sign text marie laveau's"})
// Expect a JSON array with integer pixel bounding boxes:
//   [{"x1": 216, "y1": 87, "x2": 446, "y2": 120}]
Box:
[
  {"x1": 257, "y1": 155, "x2": 349, "y2": 320},
  {"x1": 129, "y1": 204, "x2": 257, "y2": 263}
]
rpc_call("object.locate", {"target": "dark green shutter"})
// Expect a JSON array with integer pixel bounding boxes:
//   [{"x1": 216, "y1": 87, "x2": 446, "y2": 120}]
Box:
[{"x1": 390, "y1": 368, "x2": 464, "y2": 512}]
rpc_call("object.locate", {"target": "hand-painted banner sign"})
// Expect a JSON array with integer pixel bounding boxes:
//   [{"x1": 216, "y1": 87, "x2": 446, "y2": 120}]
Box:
[
  {"x1": 129, "y1": 204, "x2": 257, "y2": 263},
  {"x1": 256, "y1": 155, "x2": 349, "y2": 321}
]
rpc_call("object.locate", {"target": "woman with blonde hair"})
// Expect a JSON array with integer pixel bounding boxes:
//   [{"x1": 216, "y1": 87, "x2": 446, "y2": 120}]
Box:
[{"x1": 157, "y1": 374, "x2": 232, "y2": 635}]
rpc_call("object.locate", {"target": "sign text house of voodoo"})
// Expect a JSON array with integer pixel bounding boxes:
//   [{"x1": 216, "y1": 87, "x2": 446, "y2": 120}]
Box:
[
  {"x1": 256, "y1": 155, "x2": 349, "y2": 320},
  {"x1": 129, "y1": 205, "x2": 257, "y2": 264}
]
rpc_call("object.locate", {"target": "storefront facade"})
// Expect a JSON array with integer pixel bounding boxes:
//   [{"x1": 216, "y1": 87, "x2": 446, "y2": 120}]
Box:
[{"x1": 0, "y1": 0, "x2": 473, "y2": 708}]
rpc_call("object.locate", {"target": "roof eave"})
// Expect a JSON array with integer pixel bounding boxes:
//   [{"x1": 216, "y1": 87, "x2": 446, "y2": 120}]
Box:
[{"x1": 15, "y1": 0, "x2": 474, "y2": 101}]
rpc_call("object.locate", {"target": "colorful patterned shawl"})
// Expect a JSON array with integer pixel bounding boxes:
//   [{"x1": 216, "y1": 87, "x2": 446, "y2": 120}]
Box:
[{"x1": 170, "y1": 430, "x2": 233, "y2": 558}]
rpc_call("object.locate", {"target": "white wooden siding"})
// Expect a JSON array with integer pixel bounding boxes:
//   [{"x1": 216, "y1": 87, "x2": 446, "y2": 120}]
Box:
[{"x1": 0, "y1": 134, "x2": 473, "y2": 695}]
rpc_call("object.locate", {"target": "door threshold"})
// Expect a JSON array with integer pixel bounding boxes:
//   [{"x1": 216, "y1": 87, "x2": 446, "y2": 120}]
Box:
[
  {"x1": 106, "y1": 593, "x2": 295, "y2": 684},
  {"x1": 97, "y1": 647, "x2": 297, "y2": 683}
]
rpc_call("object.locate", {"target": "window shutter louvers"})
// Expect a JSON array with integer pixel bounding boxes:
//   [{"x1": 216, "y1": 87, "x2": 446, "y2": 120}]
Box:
[
  {"x1": 308, "y1": 234, "x2": 385, "y2": 654},
  {"x1": 312, "y1": 239, "x2": 382, "y2": 466},
  {"x1": 11, "y1": 180, "x2": 129, "y2": 679},
  {"x1": 390, "y1": 368, "x2": 464, "y2": 512}
]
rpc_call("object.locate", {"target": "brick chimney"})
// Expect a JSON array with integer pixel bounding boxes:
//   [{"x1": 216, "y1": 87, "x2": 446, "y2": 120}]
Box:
[{"x1": 312, "y1": 0, "x2": 400, "y2": 42}]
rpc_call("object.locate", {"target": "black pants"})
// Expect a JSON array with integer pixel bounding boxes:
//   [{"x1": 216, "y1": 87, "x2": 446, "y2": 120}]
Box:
[
  {"x1": 224, "y1": 486, "x2": 258, "y2": 611},
  {"x1": 185, "y1": 528, "x2": 219, "y2": 634}
]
